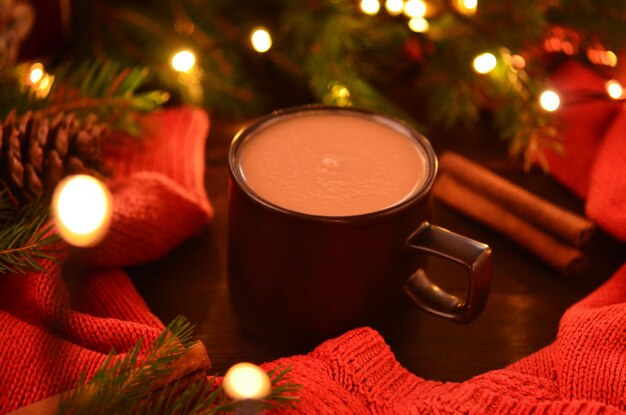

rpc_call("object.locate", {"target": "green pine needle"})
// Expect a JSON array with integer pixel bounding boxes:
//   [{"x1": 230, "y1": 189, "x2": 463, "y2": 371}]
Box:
[
  {"x1": 57, "y1": 316, "x2": 301, "y2": 414},
  {"x1": 0, "y1": 195, "x2": 60, "y2": 275},
  {"x1": 40, "y1": 60, "x2": 170, "y2": 135},
  {"x1": 0, "y1": 60, "x2": 169, "y2": 135}
]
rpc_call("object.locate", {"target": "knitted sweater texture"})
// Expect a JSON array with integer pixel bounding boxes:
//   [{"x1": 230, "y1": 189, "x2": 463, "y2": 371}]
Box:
[{"x1": 0, "y1": 107, "x2": 213, "y2": 413}]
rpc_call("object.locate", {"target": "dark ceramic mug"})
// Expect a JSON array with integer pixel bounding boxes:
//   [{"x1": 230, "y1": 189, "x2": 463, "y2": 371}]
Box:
[{"x1": 228, "y1": 105, "x2": 492, "y2": 345}]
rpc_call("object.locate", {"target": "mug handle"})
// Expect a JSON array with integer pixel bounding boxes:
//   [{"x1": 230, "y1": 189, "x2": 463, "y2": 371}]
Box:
[{"x1": 404, "y1": 222, "x2": 492, "y2": 323}]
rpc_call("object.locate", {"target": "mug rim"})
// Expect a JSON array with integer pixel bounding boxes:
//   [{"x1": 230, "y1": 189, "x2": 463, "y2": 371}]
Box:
[{"x1": 228, "y1": 104, "x2": 438, "y2": 223}]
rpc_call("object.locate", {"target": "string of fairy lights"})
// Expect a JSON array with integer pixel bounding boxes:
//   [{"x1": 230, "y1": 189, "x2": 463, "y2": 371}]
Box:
[
  {"x1": 16, "y1": 0, "x2": 623, "y2": 249},
  {"x1": 23, "y1": 1, "x2": 622, "y2": 115},
  {"x1": 18, "y1": 0, "x2": 625, "y2": 247},
  {"x1": 359, "y1": 0, "x2": 624, "y2": 112},
  {"x1": 166, "y1": 0, "x2": 623, "y2": 112}
]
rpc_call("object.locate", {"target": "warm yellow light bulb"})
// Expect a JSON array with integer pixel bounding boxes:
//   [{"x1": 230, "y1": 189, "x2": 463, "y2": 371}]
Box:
[
  {"x1": 52, "y1": 175, "x2": 113, "y2": 247},
  {"x1": 403, "y1": 0, "x2": 427, "y2": 18},
  {"x1": 385, "y1": 0, "x2": 404, "y2": 15},
  {"x1": 28, "y1": 63, "x2": 44, "y2": 84},
  {"x1": 223, "y1": 362, "x2": 271, "y2": 401},
  {"x1": 454, "y1": 0, "x2": 477, "y2": 15},
  {"x1": 360, "y1": 0, "x2": 381, "y2": 15},
  {"x1": 462, "y1": 0, "x2": 477, "y2": 12},
  {"x1": 464, "y1": 0, "x2": 477, "y2": 9},
  {"x1": 539, "y1": 90, "x2": 560, "y2": 112},
  {"x1": 332, "y1": 84, "x2": 350, "y2": 98},
  {"x1": 408, "y1": 17, "x2": 429, "y2": 32},
  {"x1": 171, "y1": 50, "x2": 196, "y2": 73},
  {"x1": 473, "y1": 52, "x2": 497, "y2": 74},
  {"x1": 606, "y1": 80, "x2": 623, "y2": 99},
  {"x1": 250, "y1": 27, "x2": 272, "y2": 53},
  {"x1": 327, "y1": 82, "x2": 351, "y2": 106}
]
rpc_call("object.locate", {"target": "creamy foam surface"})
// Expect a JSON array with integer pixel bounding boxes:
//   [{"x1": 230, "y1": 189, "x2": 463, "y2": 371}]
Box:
[{"x1": 237, "y1": 111, "x2": 428, "y2": 216}]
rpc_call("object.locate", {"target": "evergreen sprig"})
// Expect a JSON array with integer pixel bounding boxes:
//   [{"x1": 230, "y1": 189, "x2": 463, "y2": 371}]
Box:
[
  {"x1": 44, "y1": 60, "x2": 170, "y2": 135},
  {"x1": 58, "y1": 316, "x2": 301, "y2": 414},
  {"x1": 0, "y1": 59, "x2": 169, "y2": 135},
  {"x1": 0, "y1": 195, "x2": 59, "y2": 274},
  {"x1": 304, "y1": 12, "x2": 418, "y2": 125}
]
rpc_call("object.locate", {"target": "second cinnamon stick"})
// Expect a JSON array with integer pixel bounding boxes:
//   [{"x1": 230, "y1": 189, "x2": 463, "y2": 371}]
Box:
[
  {"x1": 434, "y1": 174, "x2": 588, "y2": 276},
  {"x1": 439, "y1": 152, "x2": 595, "y2": 247}
]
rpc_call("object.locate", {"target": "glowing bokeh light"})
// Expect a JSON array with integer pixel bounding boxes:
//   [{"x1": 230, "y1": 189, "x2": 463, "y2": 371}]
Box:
[
  {"x1": 511, "y1": 54, "x2": 526, "y2": 69},
  {"x1": 472, "y1": 52, "x2": 497, "y2": 74},
  {"x1": 403, "y1": 0, "x2": 427, "y2": 18},
  {"x1": 454, "y1": 0, "x2": 477, "y2": 15},
  {"x1": 385, "y1": 0, "x2": 404, "y2": 15},
  {"x1": 171, "y1": 50, "x2": 196, "y2": 73},
  {"x1": 28, "y1": 63, "x2": 44, "y2": 84},
  {"x1": 606, "y1": 80, "x2": 623, "y2": 99},
  {"x1": 605, "y1": 50, "x2": 618, "y2": 67},
  {"x1": 327, "y1": 82, "x2": 351, "y2": 106},
  {"x1": 408, "y1": 17, "x2": 429, "y2": 33},
  {"x1": 223, "y1": 362, "x2": 271, "y2": 401},
  {"x1": 360, "y1": 0, "x2": 381, "y2": 15},
  {"x1": 250, "y1": 27, "x2": 272, "y2": 53},
  {"x1": 463, "y1": 0, "x2": 477, "y2": 10},
  {"x1": 52, "y1": 175, "x2": 113, "y2": 247},
  {"x1": 539, "y1": 89, "x2": 560, "y2": 112}
]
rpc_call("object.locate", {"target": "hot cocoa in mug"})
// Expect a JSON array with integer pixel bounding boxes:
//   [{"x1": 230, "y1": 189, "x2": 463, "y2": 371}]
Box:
[{"x1": 228, "y1": 105, "x2": 492, "y2": 345}]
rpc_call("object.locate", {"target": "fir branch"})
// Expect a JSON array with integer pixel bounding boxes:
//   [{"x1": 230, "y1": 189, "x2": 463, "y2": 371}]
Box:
[
  {"x1": 304, "y1": 12, "x2": 419, "y2": 127},
  {"x1": 58, "y1": 317, "x2": 195, "y2": 414},
  {"x1": 0, "y1": 60, "x2": 169, "y2": 135},
  {"x1": 58, "y1": 316, "x2": 301, "y2": 414},
  {"x1": 43, "y1": 61, "x2": 170, "y2": 134},
  {"x1": 0, "y1": 195, "x2": 60, "y2": 274}
]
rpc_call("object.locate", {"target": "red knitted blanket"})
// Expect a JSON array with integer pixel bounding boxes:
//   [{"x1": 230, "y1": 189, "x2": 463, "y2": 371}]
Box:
[
  {"x1": 1, "y1": 66, "x2": 625, "y2": 413},
  {"x1": 0, "y1": 108, "x2": 213, "y2": 413}
]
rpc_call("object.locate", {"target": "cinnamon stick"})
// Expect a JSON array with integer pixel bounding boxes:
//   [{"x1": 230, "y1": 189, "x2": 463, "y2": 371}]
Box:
[
  {"x1": 8, "y1": 340, "x2": 211, "y2": 415},
  {"x1": 434, "y1": 174, "x2": 588, "y2": 276},
  {"x1": 439, "y1": 152, "x2": 595, "y2": 247}
]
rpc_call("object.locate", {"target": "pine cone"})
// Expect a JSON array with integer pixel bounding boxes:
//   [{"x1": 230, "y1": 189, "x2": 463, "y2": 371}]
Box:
[{"x1": 0, "y1": 111, "x2": 108, "y2": 206}]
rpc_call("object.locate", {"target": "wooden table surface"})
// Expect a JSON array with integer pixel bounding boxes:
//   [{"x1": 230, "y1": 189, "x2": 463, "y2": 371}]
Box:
[{"x1": 128, "y1": 114, "x2": 626, "y2": 382}]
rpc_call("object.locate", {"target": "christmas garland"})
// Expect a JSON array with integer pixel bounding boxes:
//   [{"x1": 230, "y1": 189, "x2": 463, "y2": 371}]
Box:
[{"x1": 64, "y1": 0, "x2": 626, "y2": 165}]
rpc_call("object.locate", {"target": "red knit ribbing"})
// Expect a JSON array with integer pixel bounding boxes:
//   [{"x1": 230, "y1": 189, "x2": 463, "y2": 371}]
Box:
[
  {"x1": 0, "y1": 107, "x2": 213, "y2": 414},
  {"x1": 103, "y1": 107, "x2": 212, "y2": 213},
  {"x1": 541, "y1": 61, "x2": 626, "y2": 242},
  {"x1": 586, "y1": 105, "x2": 626, "y2": 241},
  {"x1": 85, "y1": 107, "x2": 214, "y2": 267},
  {"x1": 543, "y1": 61, "x2": 622, "y2": 199}
]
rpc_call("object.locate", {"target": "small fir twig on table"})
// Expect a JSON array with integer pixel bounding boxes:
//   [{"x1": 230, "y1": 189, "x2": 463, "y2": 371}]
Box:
[{"x1": 56, "y1": 316, "x2": 301, "y2": 415}]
